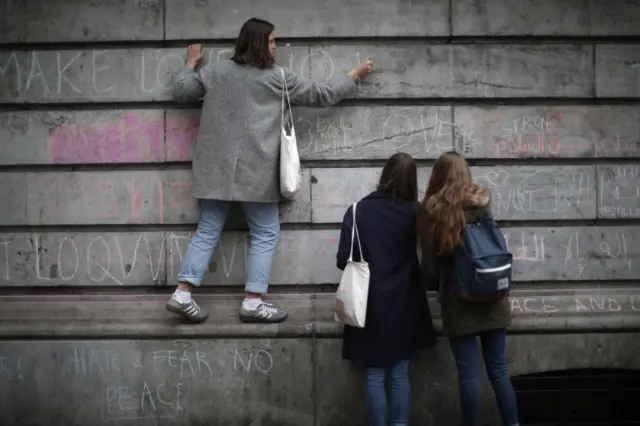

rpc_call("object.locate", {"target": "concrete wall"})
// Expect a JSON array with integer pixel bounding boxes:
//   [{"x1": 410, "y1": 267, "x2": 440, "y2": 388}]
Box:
[{"x1": 1, "y1": 0, "x2": 639, "y2": 424}]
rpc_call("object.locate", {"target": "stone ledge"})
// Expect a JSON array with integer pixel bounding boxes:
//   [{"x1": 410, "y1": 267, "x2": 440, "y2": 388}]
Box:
[{"x1": 0, "y1": 288, "x2": 639, "y2": 338}]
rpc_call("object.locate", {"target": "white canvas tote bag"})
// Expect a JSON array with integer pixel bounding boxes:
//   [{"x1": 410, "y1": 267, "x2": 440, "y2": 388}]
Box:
[
  {"x1": 279, "y1": 67, "x2": 302, "y2": 200},
  {"x1": 334, "y1": 202, "x2": 370, "y2": 328}
]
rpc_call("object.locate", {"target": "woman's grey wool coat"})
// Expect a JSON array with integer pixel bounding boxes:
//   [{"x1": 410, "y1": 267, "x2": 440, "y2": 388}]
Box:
[{"x1": 170, "y1": 61, "x2": 357, "y2": 202}]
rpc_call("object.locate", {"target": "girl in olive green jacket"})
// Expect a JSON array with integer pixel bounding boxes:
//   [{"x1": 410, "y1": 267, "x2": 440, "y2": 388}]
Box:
[{"x1": 419, "y1": 151, "x2": 519, "y2": 426}]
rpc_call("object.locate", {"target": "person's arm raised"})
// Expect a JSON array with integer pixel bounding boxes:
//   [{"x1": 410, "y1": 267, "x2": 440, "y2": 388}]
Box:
[
  {"x1": 170, "y1": 44, "x2": 206, "y2": 103},
  {"x1": 271, "y1": 58, "x2": 375, "y2": 108}
]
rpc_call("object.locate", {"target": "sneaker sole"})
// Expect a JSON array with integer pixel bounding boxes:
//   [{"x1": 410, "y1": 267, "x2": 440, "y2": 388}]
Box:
[
  {"x1": 165, "y1": 303, "x2": 209, "y2": 323},
  {"x1": 238, "y1": 313, "x2": 289, "y2": 324}
]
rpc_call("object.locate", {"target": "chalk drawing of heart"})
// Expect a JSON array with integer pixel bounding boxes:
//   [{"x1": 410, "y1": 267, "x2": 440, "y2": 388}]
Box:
[{"x1": 485, "y1": 170, "x2": 509, "y2": 187}]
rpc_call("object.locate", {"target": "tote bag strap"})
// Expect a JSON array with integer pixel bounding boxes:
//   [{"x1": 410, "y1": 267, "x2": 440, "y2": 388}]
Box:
[
  {"x1": 348, "y1": 202, "x2": 364, "y2": 262},
  {"x1": 280, "y1": 67, "x2": 294, "y2": 130}
]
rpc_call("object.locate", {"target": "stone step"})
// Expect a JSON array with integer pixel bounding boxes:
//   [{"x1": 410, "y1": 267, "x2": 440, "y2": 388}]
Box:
[{"x1": 0, "y1": 287, "x2": 639, "y2": 338}]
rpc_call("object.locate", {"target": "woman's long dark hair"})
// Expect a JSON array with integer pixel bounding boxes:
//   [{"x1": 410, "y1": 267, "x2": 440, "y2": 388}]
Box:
[
  {"x1": 230, "y1": 18, "x2": 275, "y2": 69},
  {"x1": 377, "y1": 152, "x2": 418, "y2": 202}
]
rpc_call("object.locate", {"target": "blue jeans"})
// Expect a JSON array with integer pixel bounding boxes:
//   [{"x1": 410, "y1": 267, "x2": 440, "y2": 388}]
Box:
[
  {"x1": 449, "y1": 328, "x2": 519, "y2": 426},
  {"x1": 364, "y1": 359, "x2": 411, "y2": 426},
  {"x1": 177, "y1": 199, "x2": 279, "y2": 294}
]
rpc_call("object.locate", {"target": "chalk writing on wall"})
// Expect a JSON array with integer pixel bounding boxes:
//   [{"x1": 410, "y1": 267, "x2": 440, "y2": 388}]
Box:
[
  {"x1": 0, "y1": 339, "x2": 312, "y2": 425},
  {"x1": 510, "y1": 295, "x2": 640, "y2": 314},
  {"x1": 0, "y1": 356, "x2": 21, "y2": 380},
  {"x1": 0, "y1": 47, "x2": 345, "y2": 100},
  {"x1": 69, "y1": 345, "x2": 275, "y2": 421},
  {"x1": 598, "y1": 165, "x2": 640, "y2": 218},
  {"x1": 455, "y1": 107, "x2": 640, "y2": 159},
  {"x1": 473, "y1": 167, "x2": 593, "y2": 218},
  {"x1": 3, "y1": 108, "x2": 638, "y2": 166},
  {"x1": 0, "y1": 233, "x2": 166, "y2": 286},
  {"x1": 1, "y1": 227, "x2": 638, "y2": 287},
  {"x1": 0, "y1": 45, "x2": 597, "y2": 102},
  {"x1": 503, "y1": 227, "x2": 637, "y2": 281}
]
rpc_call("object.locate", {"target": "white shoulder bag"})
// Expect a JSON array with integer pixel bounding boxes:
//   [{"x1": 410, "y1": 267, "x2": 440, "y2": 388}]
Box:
[
  {"x1": 334, "y1": 202, "x2": 370, "y2": 328},
  {"x1": 279, "y1": 67, "x2": 302, "y2": 200}
]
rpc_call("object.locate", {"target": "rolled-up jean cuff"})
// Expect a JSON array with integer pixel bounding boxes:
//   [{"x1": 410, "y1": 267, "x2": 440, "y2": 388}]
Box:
[
  {"x1": 177, "y1": 275, "x2": 203, "y2": 287},
  {"x1": 245, "y1": 281, "x2": 268, "y2": 294}
]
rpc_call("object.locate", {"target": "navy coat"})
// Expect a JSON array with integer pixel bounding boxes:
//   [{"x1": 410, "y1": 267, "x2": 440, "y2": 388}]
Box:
[{"x1": 336, "y1": 191, "x2": 437, "y2": 368}]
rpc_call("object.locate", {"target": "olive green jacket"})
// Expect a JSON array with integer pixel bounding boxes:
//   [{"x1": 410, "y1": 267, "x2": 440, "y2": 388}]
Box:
[{"x1": 420, "y1": 187, "x2": 511, "y2": 338}]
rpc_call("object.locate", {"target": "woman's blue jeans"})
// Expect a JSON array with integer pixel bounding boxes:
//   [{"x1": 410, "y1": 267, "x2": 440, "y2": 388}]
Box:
[
  {"x1": 364, "y1": 359, "x2": 411, "y2": 426},
  {"x1": 177, "y1": 199, "x2": 279, "y2": 293},
  {"x1": 449, "y1": 328, "x2": 519, "y2": 426}
]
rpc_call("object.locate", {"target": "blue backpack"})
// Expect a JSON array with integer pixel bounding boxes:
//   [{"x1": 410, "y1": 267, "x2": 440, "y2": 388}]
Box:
[{"x1": 448, "y1": 215, "x2": 513, "y2": 302}]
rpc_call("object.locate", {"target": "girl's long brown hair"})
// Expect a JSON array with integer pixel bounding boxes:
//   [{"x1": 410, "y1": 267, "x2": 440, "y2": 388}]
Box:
[{"x1": 419, "y1": 151, "x2": 481, "y2": 255}]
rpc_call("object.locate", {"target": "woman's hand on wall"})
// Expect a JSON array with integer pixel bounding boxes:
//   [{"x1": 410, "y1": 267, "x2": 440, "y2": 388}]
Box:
[
  {"x1": 186, "y1": 44, "x2": 204, "y2": 68},
  {"x1": 349, "y1": 57, "x2": 374, "y2": 80}
]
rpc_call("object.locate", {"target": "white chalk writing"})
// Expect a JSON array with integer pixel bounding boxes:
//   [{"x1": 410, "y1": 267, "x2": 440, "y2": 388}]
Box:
[
  {"x1": 0, "y1": 357, "x2": 21, "y2": 380},
  {"x1": 599, "y1": 165, "x2": 640, "y2": 218},
  {"x1": 473, "y1": 168, "x2": 592, "y2": 218},
  {"x1": 511, "y1": 295, "x2": 640, "y2": 314},
  {"x1": 0, "y1": 234, "x2": 165, "y2": 285}
]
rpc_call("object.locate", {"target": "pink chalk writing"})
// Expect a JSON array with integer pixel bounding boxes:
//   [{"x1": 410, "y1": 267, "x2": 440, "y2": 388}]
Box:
[
  {"x1": 466, "y1": 107, "x2": 639, "y2": 158},
  {"x1": 49, "y1": 112, "x2": 200, "y2": 164},
  {"x1": 166, "y1": 114, "x2": 200, "y2": 161}
]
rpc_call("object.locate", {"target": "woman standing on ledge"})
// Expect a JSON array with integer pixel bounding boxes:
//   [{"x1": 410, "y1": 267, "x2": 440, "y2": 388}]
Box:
[{"x1": 166, "y1": 17, "x2": 374, "y2": 324}]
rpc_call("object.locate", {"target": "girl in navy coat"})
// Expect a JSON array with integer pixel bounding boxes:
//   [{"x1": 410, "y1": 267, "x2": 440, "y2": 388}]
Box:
[{"x1": 336, "y1": 152, "x2": 437, "y2": 426}]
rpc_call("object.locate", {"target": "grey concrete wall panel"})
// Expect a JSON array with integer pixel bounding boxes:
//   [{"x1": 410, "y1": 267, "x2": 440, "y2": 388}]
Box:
[
  {"x1": 25, "y1": 171, "x2": 170, "y2": 225},
  {"x1": 0, "y1": 339, "x2": 313, "y2": 425},
  {"x1": 504, "y1": 226, "x2": 640, "y2": 282},
  {"x1": 0, "y1": 0, "x2": 163, "y2": 43},
  {"x1": 0, "y1": 46, "x2": 308, "y2": 103},
  {"x1": 0, "y1": 45, "x2": 592, "y2": 103},
  {"x1": 310, "y1": 168, "x2": 389, "y2": 224},
  {"x1": 590, "y1": 0, "x2": 640, "y2": 36},
  {"x1": 310, "y1": 166, "x2": 596, "y2": 223},
  {"x1": 165, "y1": 0, "x2": 449, "y2": 38},
  {"x1": 452, "y1": 0, "x2": 590, "y2": 36},
  {"x1": 22, "y1": 170, "x2": 310, "y2": 225},
  {"x1": 596, "y1": 45, "x2": 640, "y2": 98},
  {"x1": 452, "y1": 0, "x2": 640, "y2": 36},
  {"x1": 598, "y1": 165, "x2": 640, "y2": 219},
  {"x1": 166, "y1": 230, "x2": 342, "y2": 286},
  {"x1": 472, "y1": 166, "x2": 596, "y2": 220},
  {"x1": 309, "y1": 45, "x2": 593, "y2": 98},
  {"x1": 315, "y1": 333, "x2": 640, "y2": 425},
  {"x1": 0, "y1": 232, "x2": 166, "y2": 287},
  {"x1": 296, "y1": 106, "x2": 454, "y2": 160},
  {"x1": 0, "y1": 173, "x2": 27, "y2": 226},
  {"x1": 0, "y1": 110, "x2": 166, "y2": 165},
  {"x1": 454, "y1": 106, "x2": 640, "y2": 159}
]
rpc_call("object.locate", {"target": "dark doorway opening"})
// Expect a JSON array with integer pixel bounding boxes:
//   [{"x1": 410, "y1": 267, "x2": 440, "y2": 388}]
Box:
[{"x1": 513, "y1": 369, "x2": 640, "y2": 425}]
